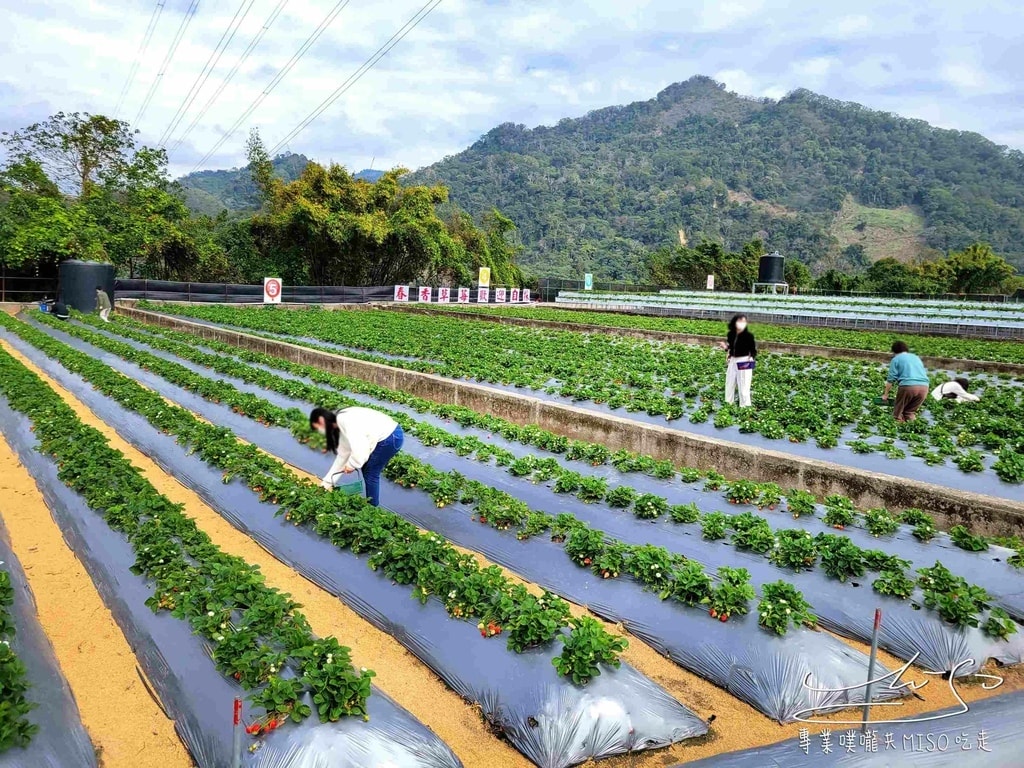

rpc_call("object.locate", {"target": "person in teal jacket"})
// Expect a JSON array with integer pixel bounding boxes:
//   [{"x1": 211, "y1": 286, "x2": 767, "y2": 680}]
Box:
[{"x1": 882, "y1": 341, "x2": 930, "y2": 422}]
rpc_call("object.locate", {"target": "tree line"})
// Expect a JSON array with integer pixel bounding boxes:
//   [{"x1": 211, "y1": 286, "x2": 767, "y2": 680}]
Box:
[
  {"x1": 650, "y1": 239, "x2": 1023, "y2": 296},
  {"x1": 0, "y1": 113, "x2": 523, "y2": 288}
]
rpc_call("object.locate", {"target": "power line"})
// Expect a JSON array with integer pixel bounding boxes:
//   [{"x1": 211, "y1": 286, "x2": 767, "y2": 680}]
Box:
[
  {"x1": 269, "y1": 0, "x2": 443, "y2": 155},
  {"x1": 157, "y1": 0, "x2": 257, "y2": 147},
  {"x1": 169, "y1": 0, "x2": 290, "y2": 153},
  {"x1": 113, "y1": 1, "x2": 166, "y2": 119},
  {"x1": 133, "y1": 0, "x2": 202, "y2": 129},
  {"x1": 188, "y1": 0, "x2": 351, "y2": 173}
]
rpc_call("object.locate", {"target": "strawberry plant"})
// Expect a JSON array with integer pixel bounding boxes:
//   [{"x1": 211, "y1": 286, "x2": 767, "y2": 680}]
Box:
[
  {"x1": 553, "y1": 616, "x2": 628, "y2": 685},
  {"x1": 949, "y1": 525, "x2": 989, "y2": 552},
  {"x1": 606, "y1": 486, "x2": 637, "y2": 509},
  {"x1": 668, "y1": 503, "x2": 700, "y2": 524},
  {"x1": 981, "y1": 607, "x2": 1018, "y2": 641},
  {"x1": 702, "y1": 471, "x2": 726, "y2": 491},
  {"x1": 633, "y1": 493, "x2": 667, "y2": 520},
  {"x1": 872, "y1": 569, "x2": 916, "y2": 600},
  {"x1": 553, "y1": 471, "x2": 584, "y2": 494},
  {"x1": 650, "y1": 459, "x2": 676, "y2": 479},
  {"x1": 770, "y1": 529, "x2": 819, "y2": 571},
  {"x1": 564, "y1": 528, "x2": 606, "y2": 568},
  {"x1": 700, "y1": 511, "x2": 729, "y2": 540},
  {"x1": 755, "y1": 483, "x2": 782, "y2": 510},
  {"x1": 917, "y1": 563, "x2": 961, "y2": 594},
  {"x1": 624, "y1": 545, "x2": 677, "y2": 592},
  {"x1": 429, "y1": 474, "x2": 465, "y2": 508},
  {"x1": 725, "y1": 480, "x2": 760, "y2": 505},
  {"x1": 730, "y1": 513, "x2": 775, "y2": 554},
  {"x1": 911, "y1": 519, "x2": 938, "y2": 542},
  {"x1": 815, "y1": 534, "x2": 866, "y2": 582},
  {"x1": 994, "y1": 447, "x2": 1024, "y2": 484},
  {"x1": 502, "y1": 589, "x2": 572, "y2": 653},
  {"x1": 823, "y1": 495, "x2": 856, "y2": 530},
  {"x1": 517, "y1": 511, "x2": 554, "y2": 541},
  {"x1": 592, "y1": 543, "x2": 628, "y2": 579},
  {"x1": 758, "y1": 581, "x2": 816, "y2": 635},
  {"x1": 678, "y1": 467, "x2": 702, "y2": 483},
  {"x1": 575, "y1": 476, "x2": 608, "y2": 504},
  {"x1": 531, "y1": 458, "x2": 562, "y2": 482},
  {"x1": 0, "y1": 572, "x2": 37, "y2": 750},
  {"x1": 508, "y1": 456, "x2": 536, "y2": 477},
  {"x1": 703, "y1": 567, "x2": 755, "y2": 622},
  {"x1": 954, "y1": 450, "x2": 986, "y2": 473},
  {"x1": 550, "y1": 513, "x2": 585, "y2": 543},
  {"x1": 785, "y1": 489, "x2": 817, "y2": 518},
  {"x1": 669, "y1": 561, "x2": 713, "y2": 607},
  {"x1": 864, "y1": 508, "x2": 899, "y2": 538}
]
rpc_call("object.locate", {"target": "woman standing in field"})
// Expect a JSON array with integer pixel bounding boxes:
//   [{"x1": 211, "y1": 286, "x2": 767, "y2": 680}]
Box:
[
  {"x1": 719, "y1": 314, "x2": 757, "y2": 408},
  {"x1": 882, "y1": 341, "x2": 930, "y2": 422},
  {"x1": 310, "y1": 406, "x2": 404, "y2": 506}
]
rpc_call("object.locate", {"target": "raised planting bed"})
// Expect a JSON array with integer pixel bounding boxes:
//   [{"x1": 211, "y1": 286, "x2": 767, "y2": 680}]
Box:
[
  {"x1": 0, "y1": 517, "x2": 96, "y2": 767},
  {"x1": 0, "y1": 346, "x2": 462, "y2": 768},
  {"x1": 423, "y1": 304, "x2": 1024, "y2": 366},
  {"x1": 0, "y1": 317, "x2": 708, "y2": 767},
  {"x1": 115, "y1": 305, "x2": 1024, "y2": 536},
  {"x1": 678, "y1": 689, "x2": 1024, "y2": 767},
  {"x1": 49, "y1": 312, "x2": 1024, "y2": 676},
  {"x1": 124, "y1": 304, "x2": 1024, "y2": 493},
  {"x1": 383, "y1": 304, "x2": 1024, "y2": 377}
]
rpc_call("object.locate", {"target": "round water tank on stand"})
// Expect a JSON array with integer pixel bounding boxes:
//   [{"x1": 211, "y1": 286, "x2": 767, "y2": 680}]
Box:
[
  {"x1": 59, "y1": 260, "x2": 115, "y2": 313},
  {"x1": 757, "y1": 252, "x2": 786, "y2": 284}
]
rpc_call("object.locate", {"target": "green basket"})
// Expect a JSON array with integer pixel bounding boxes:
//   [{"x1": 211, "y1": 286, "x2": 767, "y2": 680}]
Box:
[
  {"x1": 331, "y1": 473, "x2": 365, "y2": 496},
  {"x1": 872, "y1": 397, "x2": 890, "y2": 406}
]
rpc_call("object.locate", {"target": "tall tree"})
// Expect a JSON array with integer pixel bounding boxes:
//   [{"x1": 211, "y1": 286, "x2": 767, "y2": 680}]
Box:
[{"x1": 1, "y1": 112, "x2": 137, "y2": 197}]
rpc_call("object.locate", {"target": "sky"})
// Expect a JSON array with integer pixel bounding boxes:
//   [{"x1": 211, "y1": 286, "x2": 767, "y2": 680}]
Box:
[{"x1": 2, "y1": 0, "x2": 1023, "y2": 179}]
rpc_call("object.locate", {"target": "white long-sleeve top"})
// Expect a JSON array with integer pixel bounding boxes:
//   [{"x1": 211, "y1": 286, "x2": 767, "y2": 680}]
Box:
[
  {"x1": 931, "y1": 381, "x2": 980, "y2": 403},
  {"x1": 324, "y1": 407, "x2": 398, "y2": 482}
]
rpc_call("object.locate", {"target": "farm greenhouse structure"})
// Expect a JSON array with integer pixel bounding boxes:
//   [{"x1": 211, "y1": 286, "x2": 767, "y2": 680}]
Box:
[
  {"x1": 2, "y1": 303, "x2": 1024, "y2": 768},
  {"x1": 556, "y1": 290, "x2": 1024, "y2": 327}
]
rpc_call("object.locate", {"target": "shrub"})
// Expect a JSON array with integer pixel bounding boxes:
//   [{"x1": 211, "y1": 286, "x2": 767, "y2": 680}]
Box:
[{"x1": 758, "y1": 581, "x2": 816, "y2": 635}]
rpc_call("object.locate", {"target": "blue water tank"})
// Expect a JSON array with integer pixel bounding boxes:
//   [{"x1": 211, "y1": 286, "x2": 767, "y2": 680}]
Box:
[{"x1": 59, "y1": 260, "x2": 115, "y2": 312}]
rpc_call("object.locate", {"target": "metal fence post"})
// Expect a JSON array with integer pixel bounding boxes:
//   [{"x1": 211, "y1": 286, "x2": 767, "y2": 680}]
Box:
[{"x1": 861, "y1": 608, "x2": 882, "y2": 733}]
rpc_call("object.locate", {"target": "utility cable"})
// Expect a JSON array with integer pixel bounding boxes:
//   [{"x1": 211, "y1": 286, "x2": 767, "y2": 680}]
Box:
[
  {"x1": 188, "y1": 0, "x2": 351, "y2": 172},
  {"x1": 133, "y1": 0, "x2": 202, "y2": 128},
  {"x1": 269, "y1": 0, "x2": 443, "y2": 155},
  {"x1": 113, "y1": 0, "x2": 166, "y2": 119},
  {"x1": 169, "y1": 0, "x2": 290, "y2": 153},
  {"x1": 158, "y1": 0, "x2": 256, "y2": 146}
]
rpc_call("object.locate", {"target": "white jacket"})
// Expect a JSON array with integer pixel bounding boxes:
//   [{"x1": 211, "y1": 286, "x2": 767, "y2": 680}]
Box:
[
  {"x1": 323, "y1": 407, "x2": 398, "y2": 483},
  {"x1": 931, "y1": 381, "x2": 980, "y2": 403}
]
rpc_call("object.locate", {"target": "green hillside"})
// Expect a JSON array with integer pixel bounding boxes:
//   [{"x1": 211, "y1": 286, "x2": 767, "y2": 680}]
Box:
[
  {"x1": 409, "y1": 76, "x2": 1024, "y2": 280},
  {"x1": 178, "y1": 152, "x2": 311, "y2": 213}
]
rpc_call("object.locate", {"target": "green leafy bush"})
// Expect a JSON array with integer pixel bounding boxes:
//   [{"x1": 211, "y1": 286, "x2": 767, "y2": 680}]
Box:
[{"x1": 758, "y1": 581, "x2": 816, "y2": 635}]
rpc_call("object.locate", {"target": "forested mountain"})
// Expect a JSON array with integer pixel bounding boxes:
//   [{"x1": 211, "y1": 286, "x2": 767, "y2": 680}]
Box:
[{"x1": 409, "y1": 76, "x2": 1024, "y2": 280}]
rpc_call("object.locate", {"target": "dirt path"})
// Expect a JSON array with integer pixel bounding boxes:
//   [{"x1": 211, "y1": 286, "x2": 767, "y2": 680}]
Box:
[
  {"x1": 4, "y1": 336, "x2": 1022, "y2": 768},
  {"x1": 0, "y1": 426, "x2": 191, "y2": 767}
]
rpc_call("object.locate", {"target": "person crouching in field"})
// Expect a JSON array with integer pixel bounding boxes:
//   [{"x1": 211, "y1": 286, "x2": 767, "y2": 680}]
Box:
[
  {"x1": 96, "y1": 286, "x2": 112, "y2": 322},
  {"x1": 310, "y1": 406, "x2": 404, "y2": 507},
  {"x1": 932, "y1": 377, "x2": 980, "y2": 404},
  {"x1": 882, "y1": 341, "x2": 930, "y2": 422}
]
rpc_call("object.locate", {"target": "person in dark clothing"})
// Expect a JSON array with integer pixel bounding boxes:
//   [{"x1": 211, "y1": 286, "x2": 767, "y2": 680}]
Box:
[
  {"x1": 718, "y1": 314, "x2": 757, "y2": 407},
  {"x1": 51, "y1": 300, "x2": 70, "y2": 320}
]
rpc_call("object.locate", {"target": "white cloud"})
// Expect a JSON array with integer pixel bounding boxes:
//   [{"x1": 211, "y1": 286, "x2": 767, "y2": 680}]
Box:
[{"x1": 0, "y1": 0, "x2": 1022, "y2": 179}]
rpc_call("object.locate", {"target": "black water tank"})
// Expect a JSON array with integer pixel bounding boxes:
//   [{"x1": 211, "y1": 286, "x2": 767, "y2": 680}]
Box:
[
  {"x1": 59, "y1": 260, "x2": 115, "y2": 312},
  {"x1": 757, "y1": 252, "x2": 786, "y2": 283}
]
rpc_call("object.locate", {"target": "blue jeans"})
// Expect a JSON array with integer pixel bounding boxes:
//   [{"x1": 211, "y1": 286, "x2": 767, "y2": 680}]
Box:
[{"x1": 362, "y1": 425, "x2": 404, "y2": 506}]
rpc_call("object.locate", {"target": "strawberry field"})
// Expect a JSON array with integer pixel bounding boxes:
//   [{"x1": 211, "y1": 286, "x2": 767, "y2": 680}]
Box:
[{"x1": 2, "y1": 302, "x2": 1024, "y2": 767}]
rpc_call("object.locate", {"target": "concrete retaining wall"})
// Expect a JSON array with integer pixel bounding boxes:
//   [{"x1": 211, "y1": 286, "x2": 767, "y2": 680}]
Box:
[
  {"x1": 379, "y1": 304, "x2": 1024, "y2": 376},
  {"x1": 119, "y1": 304, "x2": 1024, "y2": 536}
]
